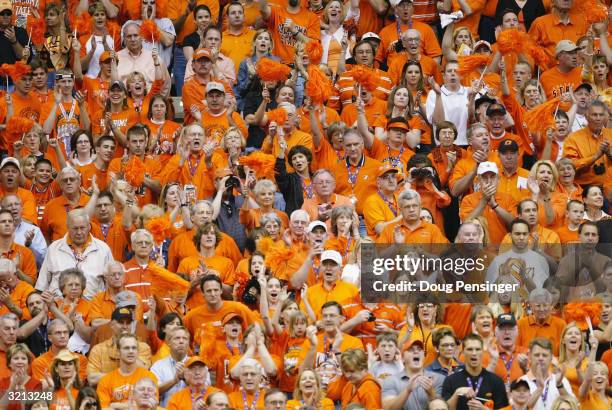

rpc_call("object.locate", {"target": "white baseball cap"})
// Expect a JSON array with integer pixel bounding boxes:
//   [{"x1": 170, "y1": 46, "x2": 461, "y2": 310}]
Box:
[
  {"x1": 321, "y1": 250, "x2": 343, "y2": 266},
  {"x1": 477, "y1": 161, "x2": 498, "y2": 175},
  {"x1": 0, "y1": 157, "x2": 20, "y2": 171},
  {"x1": 205, "y1": 81, "x2": 225, "y2": 94},
  {"x1": 308, "y1": 221, "x2": 327, "y2": 233}
]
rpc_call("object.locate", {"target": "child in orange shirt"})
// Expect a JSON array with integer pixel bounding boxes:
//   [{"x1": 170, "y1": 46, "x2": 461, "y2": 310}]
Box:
[
  {"x1": 271, "y1": 310, "x2": 308, "y2": 395},
  {"x1": 556, "y1": 200, "x2": 584, "y2": 246},
  {"x1": 26, "y1": 159, "x2": 61, "y2": 224}
]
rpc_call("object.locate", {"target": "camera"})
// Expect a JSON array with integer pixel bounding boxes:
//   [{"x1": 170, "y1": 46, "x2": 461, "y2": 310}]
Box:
[
  {"x1": 225, "y1": 176, "x2": 240, "y2": 189},
  {"x1": 594, "y1": 163, "x2": 606, "y2": 175},
  {"x1": 367, "y1": 312, "x2": 376, "y2": 322},
  {"x1": 410, "y1": 168, "x2": 433, "y2": 179}
]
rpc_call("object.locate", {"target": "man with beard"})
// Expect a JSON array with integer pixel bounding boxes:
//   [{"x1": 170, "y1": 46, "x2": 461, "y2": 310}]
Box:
[
  {"x1": 0, "y1": 313, "x2": 18, "y2": 379},
  {"x1": 166, "y1": 356, "x2": 221, "y2": 409},
  {"x1": 37, "y1": 209, "x2": 113, "y2": 300},
  {"x1": 96, "y1": 333, "x2": 158, "y2": 407},
  {"x1": 258, "y1": 0, "x2": 320, "y2": 64},
  {"x1": 556, "y1": 221, "x2": 610, "y2": 301},
  {"x1": 78, "y1": 136, "x2": 117, "y2": 193},
  {"x1": 151, "y1": 327, "x2": 190, "y2": 406},
  {"x1": 190, "y1": 82, "x2": 247, "y2": 142},
  {"x1": 540, "y1": 40, "x2": 582, "y2": 99},
  {"x1": 563, "y1": 101, "x2": 612, "y2": 187},
  {"x1": 31, "y1": 319, "x2": 88, "y2": 380},
  {"x1": 442, "y1": 334, "x2": 509, "y2": 410},
  {"x1": 382, "y1": 339, "x2": 444, "y2": 410},
  {"x1": 387, "y1": 29, "x2": 442, "y2": 86},
  {"x1": 516, "y1": 289, "x2": 567, "y2": 355},
  {"x1": 0, "y1": 158, "x2": 37, "y2": 225},
  {"x1": 0, "y1": 258, "x2": 33, "y2": 318},
  {"x1": 1, "y1": 195, "x2": 47, "y2": 268}
]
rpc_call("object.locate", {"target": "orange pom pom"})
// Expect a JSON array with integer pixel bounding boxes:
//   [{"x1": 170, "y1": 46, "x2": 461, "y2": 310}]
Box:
[
  {"x1": 256, "y1": 58, "x2": 291, "y2": 83},
  {"x1": 124, "y1": 156, "x2": 146, "y2": 188},
  {"x1": 350, "y1": 66, "x2": 378, "y2": 92},
  {"x1": 75, "y1": 12, "x2": 93, "y2": 38},
  {"x1": 564, "y1": 301, "x2": 602, "y2": 330},
  {"x1": 266, "y1": 107, "x2": 288, "y2": 126},
  {"x1": 5, "y1": 117, "x2": 35, "y2": 146},
  {"x1": 156, "y1": 0, "x2": 168, "y2": 17},
  {"x1": 126, "y1": 0, "x2": 141, "y2": 20},
  {"x1": 524, "y1": 97, "x2": 571, "y2": 135},
  {"x1": 148, "y1": 263, "x2": 190, "y2": 299},
  {"x1": 264, "y1": 243, "x2": 297, "y2": 281},
  {"x1": 256, "y1": 236, "x2": 276, "y2": 254},
  {"x1": 306, "y1": 65, "x2": 333, "y2": 105},
  {"x1": 238, "y1": 151, "x2": 276, "y2": 180},
  {"x1": 577, "y1": 0, "x2": 608, "y2": 25},
  {"x1": 30, "y1": 18, "x2": 46, "y2": 47},
  {"x1": 457, "y1": 55, "x2": 492, "y2": 77},
  {"x1": 496, "y1": 29, "x2": 528, "y2": 55},
  {"x1": 3, "y1": 62, "x2": 31, "y2": 82},
  {"x1": 145, "y1": 216, "x2": 172, "y2": 244},
  {"x1": 107, "y1": 21, "x2": 121, "y2": 50},
  {"x1": 528, "y1": 44, "x2": 551, "y2": 69},
  {"x1": 305, "y1": 41, "x2": 323, "y2": 65},
  {"x1": 140, "y1": 20, "x2": 160, "y2": 43}
]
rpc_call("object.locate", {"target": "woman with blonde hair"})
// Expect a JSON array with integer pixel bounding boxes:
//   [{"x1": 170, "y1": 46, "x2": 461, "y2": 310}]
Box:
[
  {"x1": 579, "y1": 361, "x2": 611, "y2": 409},
  {"x1": 442, "y1": 23, "x2": 474, "y2": 61},
  {"x1": 527, "y1": 159, "x2": 561, "y2": 227},
  {"x1": 236, "y1": 29, "x2": 275, "y2": 114},
  {"x1": 550, "y1": 396, "x2": 580, "y2": 410},
  {"x1": 320, "y1": 0, "x2": 357, "y2": 76},
  {"x1": 555, "y1": 158, "x2": 583, "y2": 203},
  {"x1": 0, "y1": 343, "x2": 42, "y2": 409},
  {"x1": 215, "y1": 126, "x2": 246, "y2": 170},
  {"x1": 558, "y1": 322, "x2": 597, "y2": 396},
  {"x1": 287, "y1": 369, "x2": 334, "y2": 410},
  {"x1": 158, "y1": 182, "x2": 193, "y2": 232}
]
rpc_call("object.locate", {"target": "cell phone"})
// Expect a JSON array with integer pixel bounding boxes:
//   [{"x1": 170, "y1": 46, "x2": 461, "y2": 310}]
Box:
[{"x1": 184, "y1": 184, "x2": 196, "y2": 204}]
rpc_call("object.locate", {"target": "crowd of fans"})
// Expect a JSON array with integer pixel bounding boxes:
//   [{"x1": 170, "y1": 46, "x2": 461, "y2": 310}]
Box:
[{"x1": 0, "y1": 0, "x2": 610, "y2": 409}]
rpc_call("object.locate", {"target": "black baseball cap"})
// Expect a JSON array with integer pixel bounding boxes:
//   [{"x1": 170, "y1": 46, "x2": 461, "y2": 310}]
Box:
[
  {"x1": 498, "y1": 139, "x2": 519, "y2": 154},
  {"x1": 486, "y1": 103, "x2": 507, "y2": 117},
  {"x1": 475, "y1": 96, "x2": 496, "y2": 110},
  {"x1": 575, "y1": 83, "x2": 593, "y2": 93},
  {"x1": 510, "y1": 379, "x2": 530, "y2": 390},
  {"x1": 497, "y1": 312, "x2": 517, "y2": 326}
]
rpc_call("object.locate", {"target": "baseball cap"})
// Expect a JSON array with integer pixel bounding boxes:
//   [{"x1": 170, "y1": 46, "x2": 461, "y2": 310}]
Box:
[
  {"x1": 214, "y1": 168, "x2": 233, "y2": 179},
  {"x1": 386, "y1": 118, "x2": 410, "y2": 132},
  {"x1": 321, "y1": 250, "x2": 342, "y2": 266},
  {"x1": 575, "y1": 82, "x2": 593, "y2": 93},
  {"x1": 0, "y1": 157, "x2": 20, "y2": 171},
  {"x1": 115, "y1": 290, "x2": 138, "y2": 308},
  {"x1": 194, "y1": 48, "x2": 212, "y2": 61},
  {"x1": 0, "y1": 0, "x2": 12, "y2": 13},
  {"x1": 307, "y1": 220, "x2": 327, "y2": 233},
  {"x1": 498, "y1": 139, "x2": 519, "y2": 154},
  {"x1": 111, "y1": 307, "x2": 133, "y2": 321},
  {"x1": 497, "y1": 313, "x2": 517, "y2": 327},
  {"x1": 475, "y1": 96, "x2": 496, "y2": 110},
  {"x1": 109, "y1": 80, "x2": 126, "y2": 92},
  {"x1": 377, "y1": 164, "x2": 400, "y2": 178},
  {"x1": 402, "y1": 339, "x2": 424, "y2": 352},
  {"x1": 221, "y1": 312, "x2": 244, "y2": 326},
  {"x1": 486, "y1": 103, "x2": 507, "y2": 117},
  {"x1": 556, "y1": 40, "x2": 578, "y2": 55},
  {"x1": 361, "y1": 32, "x2": 381, "y2": 42},
  {"x1": 473, "y1": 40, "x2": 492, "y2": 52},
  {"x1": 477, "y1": 161, "x2": 498, "y2": 175},
  {"x1": 99, "y1": 51, "x2": 113, "y2": 63},
  {"x1": 206, "y1": 81, "x2": 225, "y2": 94},
  {"x1": 510, "y1": 379, "x2": 530, "y2": 391},
  {"x1": 185, "y1": 356, "x2": 207, "y2": 368}
]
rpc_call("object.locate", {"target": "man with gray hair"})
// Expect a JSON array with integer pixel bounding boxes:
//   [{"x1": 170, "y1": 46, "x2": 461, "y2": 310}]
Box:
[
  {"x1": 0, "y1": 258, "x2": 33, "y2": 318},
  {"x1": 36, "y1": 209, "x2": 113, "y2": 300},
  {"x1": 228, "y1": 357, "x2": 266, "y2": 409},
  {"x1": 388, "y1": 29, "x2": 442, "y2": 86},
  {"x1": 40, "y1": 166, "x2": 89, "y2": 242},
  {"x1": 1, "y1": 194, "x2": 47, "y2": 267},
  {"x1": 0, "y1": 313, "x2": 18, "y2": 378},
  {"x1": 301, "y1": 169, "x2": 353, "y2": 227},
  {"x1": 129, "y1": 377, "x2": 160, "y2": 410},
  {"x1": 123, "y1": 229, "x2": 157, "y2": 301},
  {"x1": 377, "y1": 189, "x2": 448, "y2": 245},
  {"x1": 516, "y1": 288, "x2": 567, "y2": 355}
]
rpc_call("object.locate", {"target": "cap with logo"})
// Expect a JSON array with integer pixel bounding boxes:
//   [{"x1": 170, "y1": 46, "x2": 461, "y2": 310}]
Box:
[
  {"x1": 111, "y1": 307, "x2": 133, "y2": 321},
  {"x1": 361, "y1": 32, "x2": 381, "y2": 42},
  {"x1": 498, "y1": 139, "x2": 519, "y2": 154},
  {"x1": 194, "y1": 48, "x2": 213, "y2": 61},
  {"x1": 496, "y1": 313, "x2": 517, "y2": 327},
  {"x1": 206, "y1": 81, "x2": 225, "y2": 94},
  {"x1": 115, "y1": 290, "x2": 138, "y2": 308},
  {"x1": 320, "y1": 250, "x2": 343, "y2": 266},
  {"x1": 307, "y1": 220, "x2": 327, "y2": 233},
  {"x1": 0, "y1": 0, "x2": 12, "y2": 13},
  {"x1": 0, "y1": 157, "x2": 20, "y2": 171},
  {"x1": 221, "y1": 312, "x2": 244, "y2": 326},
  {"x1": 477, "y1": 161, "x2": 498, "y2": 175},
  {"x1": 99, "y1": 51, "x2": 114, "y2": 63},
  {"x1": 555, "y1": 40, "x2": 578, "y2": 56},
  {"x1": 377, "y1": 164, "x2": 400, "y2": 178}
]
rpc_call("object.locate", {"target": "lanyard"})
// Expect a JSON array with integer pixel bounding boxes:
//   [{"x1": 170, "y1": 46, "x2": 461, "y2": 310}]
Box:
[
  {"x1": 541, "y1": 378, "x2": 551, "y2": 405},
  {"x1": 341, "y1": 236, "x2": 352, "y2": 260},
  {"x1": 335, "y1": 149, "x2": 345, "y2": 161},
  {"x1": 241, "y1": 389, "x2": 260, "y2": 410},
  {"x1": 377, "y1": 190, "x2": 398, "y2": 216},
  {"x1": 301, "y1": 177, "x2": 314, "y2": 199},
  {"x1": 59, "y1": 99, "x2": 76, "y2": 124},
  {"x1": 418, "y1": 324, "x2": 432, "y2": 357},
  {"x1": 100, "y1": 223, "x2": 110, "y2": 241},
  {"x1": 188, "y1": 154, "x2": 202, "y2": 177},
  {"x1": 226, "y1": 341, "x2": 242, "y2": 355},
  {"x1": 500, "y1": 352, "x2": 514, "y2": 387},
  {"x1": 466, "y1": 375, "x2": 484, "y2": 396},
  {"x1": 37, "y1": 324, "x2": 49, "y2": 352},
  {"x1": 385, "y1": 144, "x2": 404, "y2": 168},
  {"x1": 312, "y1": 257, "x2": 321, "y2": 281},
  {"x1": 346, "y1": 155, "x2": 365, "y2": 188}
]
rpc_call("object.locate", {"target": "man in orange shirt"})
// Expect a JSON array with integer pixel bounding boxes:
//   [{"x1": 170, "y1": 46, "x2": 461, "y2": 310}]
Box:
[
  {"x1": 166, "y1": 356, "x2": 221, "y2": 410},
  {"x1": 0, "y1": 258, "x2": 33, "y2": 318},
  {"x1": 0, "y1": 209, "x2": 36, "y2": 284},
  {"x1": 227, "y1": 358, "x2": 267, "y2": 409},
  {"x1": 387, "y1": 29, "x2": 442, "y2": 86},
  {"x1": 459, "y1": 162, "x2": 517, "y2": 244},
  {"x1": 4, "y1": 63, "x2": 41, "y2": 145},
  {"x1": 300, "y1": 169, "x2": 353, "y2": 231},
  {"x1": 375, "y1": 0, "x2": 441, "y2": 66},
  {"x1": 485, "y1": 105, "x2": 525, "y2": 154},
  {"x1": 363, "y1": 165, "x2": 402, "y2": 239},
  {"x1": 516, "y1": 288, "x2": 567, "y2": 355},
  {"x1": 0, "y1": 157, "x2": 37, "y2": 224},
  {"x1": 220, "y1": 2, "x2": 256, "y2": 71},
  {"x1": 563, "y1": 100, "x2": 612, "y2": 187},
  {"x1": 377, "y1": 189, "x2": 449, "y2": 246},
  {"x1": 484, "y1": 313, "x2": 529, "y2": 388},
  {"x1": 528, "y1": 0, "x2": 588, "y2": 62},
  {"x1": 0, "y1": 314, "x2": 17, "y2": 380},
  {"x1": 259, "y1": 0, "x2": 321, "y2": 64},
  {"x1": 89, "y1": 190, "x2": 129, "y2": 262},
  {"x1": 495, "y1": 139, "x2": 530, "y2": 201},
  {"x1": 330, "y1": 129, "x2": 382, "y2": 217},
  {"x1": 78, "y1": 136, "x2": 116, "y2": 193},
  {"x1": 40, "y1": 166, "x2": 91, "y2": 242},
  {"x1": 540, "y1": 40, "x2": 582, "y2": 99}
]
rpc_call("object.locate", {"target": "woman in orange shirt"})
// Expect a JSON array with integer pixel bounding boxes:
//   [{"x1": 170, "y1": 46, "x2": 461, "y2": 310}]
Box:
[
  {"x1": 56, "y1": 269, "x2": 91, "y2": 344},
  {"x1": 159, "y1": 182, "x2": 193, "y2": 234},
  {"x1": 146, "y1": 95, "x2": 182, "y2": 163},
  {"x1": 13, "y1": 123, "x2": 63, "y2": 174},
  {"x1": 339, "y1": 349, "x2": 382, "y2": 409},
  {"x1": 559, "y1": 322, "x2": 592, "y2": 396},
  {"x1": 555, "y1": 158, "x2": 583, "y2": 203},
  {"x1": 579, "y1": 361, "x2": 612, "y2": 410},
  {"x1": 125, "y1": 48, "x2": 165, "y2": 118},
  {"x1": 286, "y1": 369, "x2": 335, "y2": 410},
  {"x1": 0, "y1": 344, "x2": 43, "y2": 410},
  {"x1": 398, "y1": 301, "x2": 446, "y2": 366},
  {"x1": 239, "y1": 179, "x2": 289, "y2": 233},
  {"x1": 528, "y1": 159, "x2": 564, "y2": 227},
  {"x1": 45, "y1": 350, "x2": 82, "y2": 410},
  {"x1": 325, "y1": 206, "x2": 359, "y2": 264},
  {"x1": 381, "y1": 84, "x2": 431, "y2": 149},
  {"x1": 398, "y1": 61, "x2": 427, "y2": 107}
]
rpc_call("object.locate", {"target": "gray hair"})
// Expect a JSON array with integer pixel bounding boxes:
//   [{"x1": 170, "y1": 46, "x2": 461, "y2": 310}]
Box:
[
  {"x1": 58, "y1": 268, "x2": 86, "y2": 292},
  {"x1": 67, "y1": 209, "x2": 90, "y2": 226},
  {"x1": 48, "y1": 318, "x2": 70, "y2": 334},
  {"x1": 58, "y1": 166, "x2": 81, "y2": 181},
  {"x1": 290, "y1": 209, "x2": 310, "y2": 222},
  {"x1": 134, "y1": 377, "x2": 157, "y2": 391},
  {"x1": 260, "y1": 212, "x2": 282, "y2": 227},
  {"x1": 0, "y1": 194, "x2": 21, "y2": 207},
  {"x1": 104, "y1": 260, "x2": 124, "y2": 276},
  {"x1": 0, "y1": 313, "x2": 18, "y2": 326},
  {"x1": 240, "y1": 358, "x2": 262, "y2": 374},
  {"x1": 398, "y1": 189, "x2": 421, "y2": 205},
  {"x1": 131, "y1": 229, "x2": 154, "y2": 245},
  {"x1": 0, "y1": 258, "x2": 16, "y2": 274},
  {"x1": 191, "y1": 200, "x2": 213, "y2": 214},
  {"x1": 252, "y1": 179, "x2": 276, "y2": 196},
  {"x1": 529, "y1": 288, "x2": 552, "y2": 304},
  {"x1": 467, "y1": 123, "x2": 489, "y2": 143},
  {"x1": 312, "y1": 169, "x2": 334, "y2": 181}
]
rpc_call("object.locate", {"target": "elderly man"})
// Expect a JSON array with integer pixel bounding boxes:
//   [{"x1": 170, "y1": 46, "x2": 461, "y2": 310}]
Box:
[
  {"x1": 0, "y1": 313, "x2": 18, "y2": 379},
  {"x1": 301, "y1": 169, "x2": 353, "y2": 228},
  {"x1": 128, "y1": 378, "x2": 160, "y2": 410},
  {"x1": 117, "y1": 22, "x2": 169, "y2": 94},
  {"x1": 516, "y1": 289, "x2": 567, "y2": 355},
  {"x1": 291, "y1": 220, "x2": 329, "y2": 289},
  {"x1": 563, "y1": 100, "x2": 612, "y2": 187},
  {"x1": 0, "y1": 158, "x2": 36, "y2": 224},
  {"x1": 166, "y1": 355, "x2": 221, "y2": 410},
  {"x1": 1, "y1": 194, "x2": 47, "y2": 267},
  {"x1": 190, "y1": 81, "x2": 247, "y2": 141},
  {"x1": 388, "y1": 29, "x2": 441, "y2": 85},
  {"x1": 40, "y1": 166, "x2": 90, "y2": 242},
  {"x1": 264, "y1": 389, "x2": 287, "y2": 410},
  {"x1": 31, "y1": 319, "x2": 88, "y2": 380},
  {"x1": 0, "y1": 258, "x2": 33, "y2": 318},
  {"x1": 364, "y1": 165, "x2": 403, "y2": 239},
  {"x1": 459, "y1": 162, "x2": 517, "y2": 244},
  {"x1": 0, "y1": 210, "x2": 37, "y2": 284},
  {"x1": 449, "y1": 123, "x2": 494, "y2": 197},
  {"x1": 540, "y1": 40, "x2": 582, "y2": 99},
  {"x1": 87, "y1": 313, "x2": 153, "y2": 386},
  {"x1": 36, "y1": 209, "x2": 113, "y2": 300},
  {"x1": 151, "y1": 327, "x2": 190, "y2": 406},
  {"x1": 96, "y1": 333, "x2": 157, "y2": 405},
  {"x1": 123, "y1": 229, "x2": 166, "y2": 301},
  {"x1": 227, "y1": 358, "x2": 267, "y2": 409}
]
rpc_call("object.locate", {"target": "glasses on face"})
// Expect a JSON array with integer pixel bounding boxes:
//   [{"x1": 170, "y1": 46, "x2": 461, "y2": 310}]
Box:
[
  {"x1": 134, "y1": 241, "x2": 152, "y2": 247},
  {"x1": 315, "y1": 180, "x2": 333, "y2": 186},
  {"x1": 418, "y1": 303, "x2": 434, "y2": 309},
  {"x1": 0, "y1": 11, "x2": 12, "y2": 17}
]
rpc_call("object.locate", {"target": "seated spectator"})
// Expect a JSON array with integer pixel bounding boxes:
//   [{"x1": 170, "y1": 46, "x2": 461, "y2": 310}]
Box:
[
  {"x1": 166, "y1": 355, "x2": 220, "y2": 410},
  {"x1": 0, "y1": 343, "x2": 42, "y2": 409},
  {"x1": 0, "y1": 258, "x2": 34, "y2": 319},
  {"x1": 516, "y1": 289, "x2": 567, "y2": 355},
  {"x1": 227, "y1": 358, "x2": 267, "y2": 409},
  {"x1": 47, "y1": 349, "x2": 83, "y2": 410}
]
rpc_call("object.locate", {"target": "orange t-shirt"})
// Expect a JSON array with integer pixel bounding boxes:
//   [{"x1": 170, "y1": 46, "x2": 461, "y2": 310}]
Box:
[
  {"x1": 302, "y1": 281, "x2": 360, "y2": 321},
  {"x1": 239, "y1": 208, "x2": 289, "y2": 232},
  {"x1": 91, "y1": 215, "x2": 129, "y2": 262},
  {"x1": 0, "y1": 280, "x2": 33, "y2": 317},
  {"x1": 96, "y1": 367, "x2": 158, "y2": 408},
  {"x1": 178, "y1": 254, "x2": 236, "y2": 292},
  {"x1": 563, "y1": 127, "x2": 612, "y2": 187},
  {"x1": 459, "y1": 191, "x2": 518, "y2": 244},
  {"x1": 331, "y1": 155, "x2": 383, "y2": 215},
  {"x1": 82, "y1": 76, "x2": 110, "y2": 113},
  {"x1": 377, "y1": 220, "x2": 449, "y2": 246},
  {"x1": 340, "y1": 98, "x2": 387, "y2": 128},
  {"x1": 228, "y1": 389, "x2": 266, "y2": 410},
  {"x1": 528, "y1": 12, "x2": 589, "y2": 63},
  {"x1": 166, "y1": 0, "x2": 220, "y2": 44},
  {"x1": 340, "y1": 374, "x2": 382, "y2": 409},
  {"x1": 108, "y1": 155, "x2": 161, "y2": 207},
  {"x1": 540, "y1": 66, "x2": 582, "y2": 100},
  {"x1": 77, "y1": 162, "x2": 111, "y2": 193},
  {"x1": 376, "y1": 21, "x2": 441, "y2": 65},
  {"x1": 201, "y1": 339, "x2": 242, "y2": 393},
  {"x1": 267, "y1": 6, "x2": 321, "y2": 64},
  {"x1": 387, "y1": 53, "x2": 442, "y2": 86},
  {"x1": 556, "y1": 225, "x2": 579, "y2": 244},
  {"x1": 91, "y1": 108, "x2": 140, "y2": 157},
  {"x1": 182, "y1": 76, "x2": 233, "y2": 125},
  {"x1": 51, "y1": 387, "x2": 79, "y2": 410},
  {"x1": 166, "y1": 386, "x2": 222, "y2": 410},
  {"x1": 0, "y1": 187, "x2": 38, "y2": 225},
  {"x1": 363, "y1": 191, "x2": 400, "y2": 239},
  {"x1": 159, "y1": 152, "x2": 216, "y2": 200},
  {"x1": 0, "y1": 92, "x2": 41, "y2": 153},
  {"x1": 167, "y1": 230, "x2": 242, "y2": 272},
  {"x1": 200, "y1": 110, "x2": 248, "y2": 145},
  {"x1": 366, "y1": 138, "x2": 415, "y2": 175},
  {"x1": 25, "y1": 180, "x2": 61, "y2": 224},
  {"x1": 40, "y1": 194, "x2": 91, "y2": 241},
  {"x1": 145, "y1": 119, "x2": 182, "y2": 163}
]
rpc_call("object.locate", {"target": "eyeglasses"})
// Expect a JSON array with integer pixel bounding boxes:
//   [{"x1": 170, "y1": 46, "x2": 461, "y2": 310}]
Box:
[
  {"x1": 0, "y1": 11, "x2": 13, "y2": 17},
  {"x1": 134, "y1": 241, "x2": 152, "y2": 246},
  {"x1": 418, "y1": 303, "x2": 435, "y2": 309}
]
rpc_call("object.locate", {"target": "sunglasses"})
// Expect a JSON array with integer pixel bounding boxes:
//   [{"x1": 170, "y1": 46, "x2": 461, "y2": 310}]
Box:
[{"x1": 0, "y1": 10, "x2": 12, "y2": 16}]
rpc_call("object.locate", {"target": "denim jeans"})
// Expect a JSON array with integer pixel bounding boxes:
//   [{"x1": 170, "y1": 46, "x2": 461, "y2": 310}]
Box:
[{"x1": 173, "y1": 45, "x2": 186, "y2": 97}]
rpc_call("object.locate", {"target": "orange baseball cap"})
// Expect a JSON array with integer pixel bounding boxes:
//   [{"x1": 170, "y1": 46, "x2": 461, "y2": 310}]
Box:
[
  {"x1": 194, "y1": 48, "x2": 213, "y2": 60},
  {"x1": 377, "y1": 164, "x2": 400, "y2": 178},
  {"x1": 214, "y1": 168, "x2": 233, "y2": 179},
  {"x1": 185, "y1": 356, "x2": 207, "y2": 368},
  {"x1": 99, "y1": 51, "x2": 113, "y2": 62},
  {"x1": 386, "y1": 118, "x2": 410, "y2": 132}
]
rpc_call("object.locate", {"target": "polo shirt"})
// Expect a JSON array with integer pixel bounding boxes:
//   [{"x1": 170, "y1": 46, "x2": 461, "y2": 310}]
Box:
[
  {"x1": 382, "y1": 370, "x2": 445, "y2": 410},
  {"x1": 426, "y1": 86, "x2": 470, "y2": 145},
  {"x1": 519, "y1": 372, "x2": 574, "y2": 410},
  {"x1": 441, "y1": 368, "x2": 509, "y2": 410},
  {"x1": 301, "y1": 280, "x2": 360, "y2": 320},
  {"x1": 150, "y1": 355, "x2": 188, "y2": 407}
]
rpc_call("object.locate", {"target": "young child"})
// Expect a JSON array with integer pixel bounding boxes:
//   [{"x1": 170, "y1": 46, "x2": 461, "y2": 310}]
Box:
[
  {"x1": 367, "y1": 333, "x2": 403, "y2": 382},
  {"x1": 556, "y1": 200, "x2": 584, "y2": 247},
  {"x1": 275, "y1": 310, "x2": 308, "y2": 396}
]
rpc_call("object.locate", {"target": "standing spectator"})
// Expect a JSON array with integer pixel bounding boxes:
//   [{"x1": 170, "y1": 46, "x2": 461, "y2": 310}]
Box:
[
  {"x1": 0, "y1": 158, "x2": 38, "y2": 225},
  {"x1": 540, "y1": 41, "x2": 582, "y2": 100},
  {"x1": 516, "y1": 289, "x2": 567, "y2": 355},
  {"x1": 150, "y1": 327, "x2": 190, "y2": 407},
  {"x1": 0, "y1": 0, "x2": 26, "y2": 89},
  {"x1": 1, "y1": 195, "x2": 47, "y2": 268}
]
